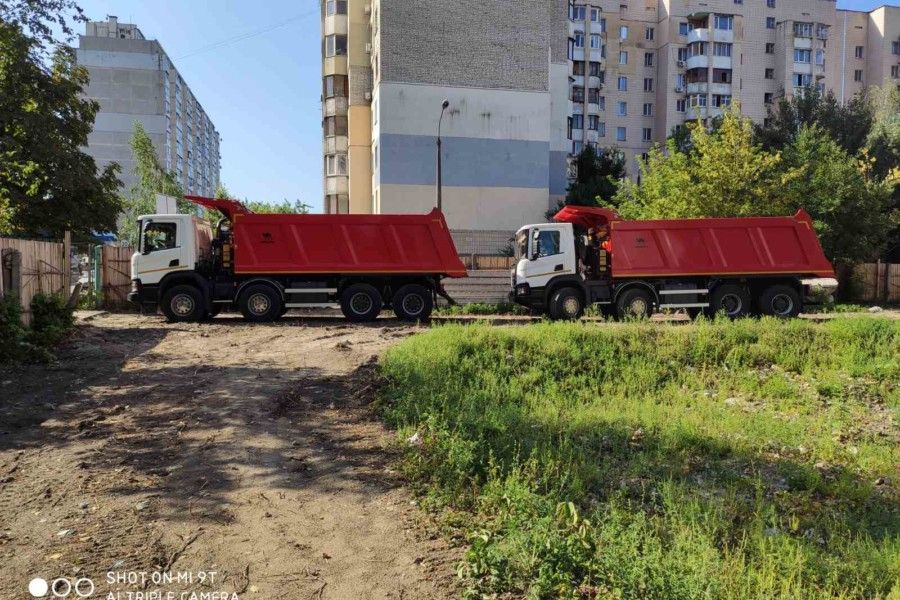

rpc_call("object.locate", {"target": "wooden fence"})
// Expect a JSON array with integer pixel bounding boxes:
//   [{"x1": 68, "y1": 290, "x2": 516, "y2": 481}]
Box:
[
  {"x1": 99, "y1": 245, "x2": 134, "y2": 308},
  {"x1": 0, "y1": 236, "x2": 68, "y2": 325},
  {"x1": 459, "y1": 255, "x2": 516, "y2": 270},
  {"x1": 851, "y1": 262, "x2": 900, "y2": 303}
]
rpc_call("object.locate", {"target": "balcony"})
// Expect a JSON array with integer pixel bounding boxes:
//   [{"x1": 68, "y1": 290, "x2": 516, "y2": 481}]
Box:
[
  {"x1": 686, "y1": 82, "x2": 707, "y2": 94},
  {"x1": 686, "y1": 54, "x2": 708, "y2": 70},
  {"x1": 687, "y1": 28, "x2": 710, "y2": 43}
]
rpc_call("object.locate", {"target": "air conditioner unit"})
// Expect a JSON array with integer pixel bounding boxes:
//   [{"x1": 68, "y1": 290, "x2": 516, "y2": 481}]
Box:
[
  {"x1": 675, "y1": 85, "x2": 685, "y2": 93},
  {"x1": 677, "y1": 60, "x2": 686, "y2": 68},
  {"x1": 364, "y1": 91, "x2": 373, "y2": 101},
  {"x1": 365, "y1": 42, "x2": 372, "y2": 54}
]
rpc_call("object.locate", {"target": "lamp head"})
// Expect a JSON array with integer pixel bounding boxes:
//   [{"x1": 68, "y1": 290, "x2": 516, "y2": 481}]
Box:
[{"x1": 441, "y1": 99, "x2": 450, "y2": 110}]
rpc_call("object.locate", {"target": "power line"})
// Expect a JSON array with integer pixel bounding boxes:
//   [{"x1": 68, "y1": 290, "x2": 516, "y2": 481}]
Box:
[{"x1": 173, "y1": 8, "x2": 319, "y2": 60}]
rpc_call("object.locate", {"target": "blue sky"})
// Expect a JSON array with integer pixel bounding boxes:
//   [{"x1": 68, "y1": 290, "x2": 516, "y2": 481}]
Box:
[{"x1": 71, "y1": 0, "x2": 892, "y2": 213}]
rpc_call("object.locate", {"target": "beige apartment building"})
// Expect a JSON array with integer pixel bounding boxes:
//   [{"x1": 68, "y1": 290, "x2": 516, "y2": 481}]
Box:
[{"x1": 321, "y1": 1, "x2": 898, "y2": 247}]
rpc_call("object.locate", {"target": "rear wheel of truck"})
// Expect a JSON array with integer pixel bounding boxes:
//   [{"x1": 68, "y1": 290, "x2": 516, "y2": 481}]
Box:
[
  {"x1": 340, "y1": 283, "x2": 382, "y2": 322},
  {"x1": 758, "y1": 285, "x2": 801, "y2": 318},
  {"x1": 616, "y1": 288, "x2": 653, "y2": 320},
  {"x1": 706, "y1": 284, "x2": 751, "y2": 319},
  {"x1": 392, "y1": 284, "x2": 433, "y2": 321},
  {"x1": 162, "y1": 285, "x2": 204, "y2": 323},
  {"x1": 239, "y1": 285, "x2": 282, "y2": 323},
  {"x1": 549, "y1": 287, "x2": 584, "y2": 320}
]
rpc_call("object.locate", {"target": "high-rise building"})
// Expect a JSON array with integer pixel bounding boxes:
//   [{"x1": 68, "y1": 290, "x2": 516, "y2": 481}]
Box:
[
  {"x1": 77, "y1": 16, "x2": 221, "y2": 198},
  {"x1": 321, "y1": 1, "x2": 899, "y2": 248}
]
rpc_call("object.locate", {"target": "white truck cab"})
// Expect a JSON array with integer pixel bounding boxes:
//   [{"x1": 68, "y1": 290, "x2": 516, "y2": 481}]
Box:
[
  {"x1": 513, "y1": 222, "x2": 578, "y2": 293},
  {"x1": 131, "y1": 214, "x2": 211, "y2": 286}
]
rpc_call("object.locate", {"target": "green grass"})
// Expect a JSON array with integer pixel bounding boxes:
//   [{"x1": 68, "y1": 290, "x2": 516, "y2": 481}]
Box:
[
  {"x1": 434, "y1": 302, "x2": 529, "y2": 316},
  {"x1": 378, "y1": 318, "x2": 900, "y2": 599}
]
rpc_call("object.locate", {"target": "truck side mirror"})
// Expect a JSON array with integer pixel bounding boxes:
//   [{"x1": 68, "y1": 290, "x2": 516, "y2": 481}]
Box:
[{"x1": 531, "y1": 231, "x2": 540, "y2": 261}]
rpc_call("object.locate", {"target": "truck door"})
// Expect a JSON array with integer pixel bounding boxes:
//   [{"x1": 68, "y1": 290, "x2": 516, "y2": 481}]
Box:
[
  {"x1": 136, "y1": 219, "x2": 185, "y2": 285},
  {"x1": 524, "y1": 226, "x2": 574, "y2": 289}
]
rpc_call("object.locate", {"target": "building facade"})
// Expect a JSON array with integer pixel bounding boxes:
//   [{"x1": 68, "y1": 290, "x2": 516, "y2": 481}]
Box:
[
  {"x1": 77, "y1": 16, "x2": 221, "y2": 197},
  {"x1": 321, "y1": 1, "x2": 899, "y2": 249}
]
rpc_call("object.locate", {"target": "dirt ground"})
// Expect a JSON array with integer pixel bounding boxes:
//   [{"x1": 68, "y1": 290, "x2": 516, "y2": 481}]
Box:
[{"x1": 0, "y1": 313, "x2": 460, "y2": 600}]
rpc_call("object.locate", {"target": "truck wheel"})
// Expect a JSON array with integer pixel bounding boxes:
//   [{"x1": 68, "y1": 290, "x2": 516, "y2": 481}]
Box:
[
  {"x1": 707, "y1": 284, "x2": 751, "y2": 319},
  {"x1": 162, "y1": 285, "x2": 204, "y2": 323},
  {"x1": 340, "y1": 283, "x2": 382, "y2": 322},
  {"x1": 239, "y1": 284, "x2": 282, "y2": 323},
  {"x1": 549, "y1": 287, "x2": 584, "y2": 320},
  {"x1": 392, "y1": 284, "x2": 434, "y2": 321},
  {"x1": 616, "y1": 288, "x2": 653, "y2": 320},
  {"x1": 758, "y1": 285, "x2": 801, "y2": 318}
]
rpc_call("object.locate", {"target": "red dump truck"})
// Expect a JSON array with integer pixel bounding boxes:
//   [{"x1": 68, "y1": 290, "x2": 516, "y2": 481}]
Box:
[
  {"x1": 129, "y1": 196, "x2": 467, "y2": 322},
  {"x1": 511, "y1": 206, "x2": 837, "y2": 319}
]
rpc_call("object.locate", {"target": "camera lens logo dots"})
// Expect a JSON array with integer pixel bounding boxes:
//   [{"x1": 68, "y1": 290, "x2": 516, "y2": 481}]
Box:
[{"x1": 28, "y1": 576, "x2": 95, "y2": 598}]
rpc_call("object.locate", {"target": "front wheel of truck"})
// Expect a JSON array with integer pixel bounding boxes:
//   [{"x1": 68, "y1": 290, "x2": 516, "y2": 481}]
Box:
[
  {"x1": 162, "y1": 285, "x2": 205, "y2": 323},
  {"x1": 549, "y1": 287, "x2": 584, "y2": 320}
]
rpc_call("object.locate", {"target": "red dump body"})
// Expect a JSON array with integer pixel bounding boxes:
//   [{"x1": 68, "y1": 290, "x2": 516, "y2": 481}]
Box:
[
  {"x1": 186, "y1": 197, "x2": 466, "y2": 278},
  {"x1": 555, "y1": 206, "x2": 835, "y2": 279}
]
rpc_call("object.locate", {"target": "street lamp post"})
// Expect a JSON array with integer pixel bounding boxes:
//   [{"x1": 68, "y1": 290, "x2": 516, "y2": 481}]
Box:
[{"x1": 436, "y1": 99, "x2": 450, "y2": 212}]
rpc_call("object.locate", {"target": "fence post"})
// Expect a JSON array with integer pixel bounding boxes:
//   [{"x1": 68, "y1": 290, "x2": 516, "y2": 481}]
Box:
[{"x1": 63, "y1": 230, "x2": 71, "y2": 296}]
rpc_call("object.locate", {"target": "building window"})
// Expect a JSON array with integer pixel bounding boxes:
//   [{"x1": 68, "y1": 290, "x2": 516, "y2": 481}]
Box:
[
  {"x1": 598, "y1": 96, "x2": 606, "y2": 111},
  {"x1": 677, "y1": 47, "x2": 689, "y2": 61},
  {"x1": 766, "y1": 17, "x2": 775, "y2": 29},
  {"x1": 645, "y1": 27, "x2": 654, "y2": 41},
  {"x1": 600, "y1": 18, "x2": 607, "y2": 33},
  {"x1": 590, "y1": 8, "x2": 600, "y2": 22},
  {"x1": 573, "y1": 140, "x2": 584, "y2": 154},
  {"x1": 570, "y1": 5, "x2": 586, "y2": 20},
  {"x1": 323, "y1": 74, "x2": 348, "y2": 98},
  {"x1": 676, "y1": 73, "x2": 686, "y2": 89},
  {"x1": 588, "y1": 88, "x2": 601, "y2": 104},
  {"x1": 588, "y1": 115, "x2": 600, "y2": 130},
  {"x1": 572, "y1": 114, "x2": 584, "y2": 130},
  {"x1": 764, "y1": 92, "x2": 773, "y2": 104},
  {"x1": 854, "y1": 69, "x2": 863, "y2": 82},
  {"x1": 679, "y1": 22, "x2": 689, "y2": 36},
  {"x1": 892, "y1": 41, "x2": 900, "y2": 55},
  {"x1": 590, "y1": 34, "x2": 601, "y2": 49},
  {"x1": 619, "y1": 50, "x2": 628, "y2": 64},
  {"x1": 573, "y1": 32, "x2": 585, "y2": 48},
  {"x1": 815, "y1": 49, "x2": 825, "y2": 66},
  {"x1": 689, "y1": 94, "x2": 707, "y2": 107},
  {"x1": 325, "y1": 0, "x2": 347, "y2": 16},
  {"x1": 734, "y1": 0, "x2": 742, "y2": 4},
  {"x1": 714, "y1": 42, "x2": 732, "y2": 57},
  {"x1": 689, "y1": 42, "x2": 707, "y2": 57},
  {"x1": 617, "y1": 76, "x2": 628, "y2": 91},
  {"x1": 794, "y1": 49, "x2": 811, "y2": 63},
  {"x1": 712, "y1": 94, "x2": 732, "y2": 108},
  {"x1": 764, "y1": 68, "x2": 774, "y2": 79},
  {"x1": 642, "y1": 102, "x2": 652, "y2": 116},
  {"x1": 676, "y1": 98, "x2": 686, "y2": 112},
  {"x1": 617, "y1": 101, "x2": 627, "y2": 116},
  {"x1": 616, "y1": 127, "x2": 626, "y2": 141},
  {"x1": 571, "y1": 86, "x2": 585, "y2": 102},
  {"x1": 794, "y1": 22, "x2": 813, "y2": 37},
  {"x1": 855, "y1": 46, "x2": 864, "y2": 59},
  {"x1": 766, "y1": 43, "x2": 775, "y2": 53},
  {"x1": 620, "y1": 25, "x2": 629, "y2": 39},
  {"x1": 324, "y1": 34, "x2": 347, "y2": 57},
  {"x1": 324, "y1": 154, "x2": 348, "y2": 176},
  {"x1": 323, "y1": 116, "x2": 348, "y2": 137},
  {"x1": 642, "y1": 128, "x2": 652, "y2": 141},
  {"x1": 767, "y1": 0, "x2": 775, "y2": 7},
  {"x1": 891, "y1": 65, "x2": 899, "y2": 78},
  {"x1": 643, "y1": 77, "x2": 653, "y2": 92},
  {"x1": 597, "y1": 122, "x2": 606, "y2": 137},
  {"x1": 714, "y1": 15, "x2": 733, "y2": 31},
  {"x1": 794, "y1": 73, "x2": 812, "y2": 87},
  {"x1": 589, "y1": 61, "x2": 603, "y2": 77},
  {"x1": 644, "y1": 52, "x2": 654, "y2": 66},
  {"x1": 573, "y1": 61, "x2": 585, "y2": 76}
]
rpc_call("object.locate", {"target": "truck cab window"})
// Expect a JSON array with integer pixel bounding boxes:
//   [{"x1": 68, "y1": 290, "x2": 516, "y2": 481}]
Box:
[
  {"x1": 143, "y1": 222, "x2": 177, "y2": 253},
  {"x1": 536, "y1": 231, "x2": 561, "y2": 258}
]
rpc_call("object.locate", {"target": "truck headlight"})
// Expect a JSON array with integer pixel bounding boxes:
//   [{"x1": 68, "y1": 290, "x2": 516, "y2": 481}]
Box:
[{"x1": 516, "y1": 284, "x2": 530, "y2": 296}]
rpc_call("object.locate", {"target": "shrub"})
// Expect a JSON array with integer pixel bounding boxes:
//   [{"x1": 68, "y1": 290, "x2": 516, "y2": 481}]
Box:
[
  {"x1": 0, "y1": 293, "x2": 26, "y2": 362},
  {"x1": 27, "y1": 293, "x2": 75, "y2": 347}
]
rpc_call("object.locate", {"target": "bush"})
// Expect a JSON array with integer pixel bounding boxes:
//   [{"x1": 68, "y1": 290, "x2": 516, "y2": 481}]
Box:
[
  {"x1": 27, "y1": 293, "x2": 75, "y2": 347},
  {"x1": 0, "y1": 292, "x2": 75, "y2": 363},
  {"x1": 0, "y1": 293, "x2": 26, "y2": 362}
]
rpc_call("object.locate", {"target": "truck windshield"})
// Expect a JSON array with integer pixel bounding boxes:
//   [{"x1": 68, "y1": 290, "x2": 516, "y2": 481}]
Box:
[{"x1": 515, "y1": 230, "x2": 528, "y2": 259}]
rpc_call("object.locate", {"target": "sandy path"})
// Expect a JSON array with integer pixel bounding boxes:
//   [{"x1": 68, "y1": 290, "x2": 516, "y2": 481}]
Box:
[{"x1": 0, "y1": 313, "x2": 459, "y2": 599}]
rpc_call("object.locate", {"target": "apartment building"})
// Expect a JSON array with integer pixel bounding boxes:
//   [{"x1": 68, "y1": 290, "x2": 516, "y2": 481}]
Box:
[
  {"x1": 77, "y1": 16, "x2": 221, "y2": 197},
  {"x1": 321, "y1": 1, "x2": 899, "y2": 247}
]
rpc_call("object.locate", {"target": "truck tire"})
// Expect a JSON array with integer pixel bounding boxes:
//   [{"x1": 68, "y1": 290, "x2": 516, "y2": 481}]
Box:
[
  {"x1": 162, "y1": 285, "x2": 204, "y2": 323},
  {"x1": 758, "y1": 285, "x2": 801, "y2": 318},
  {"x1": 340, "y1": 283, "x2": 382, "y2": 322},
  {"x1": 239, "y1": 284, "x2": 282, "y2": 323},
  {"x1": 706, "y1": 284, "x2": 751, "y2": 319},
  {"x1": 616, "y1": 288, "x2": 653, "y2": 320},
  {"x1": 392, "y1": 284, "x2": 434, "y2": 321},
  {"x1": 549, "y1": 287, "x2": 584, "y2": 320}
]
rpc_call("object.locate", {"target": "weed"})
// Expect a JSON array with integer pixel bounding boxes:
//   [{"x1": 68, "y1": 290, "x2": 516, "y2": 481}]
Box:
[{"x1": 380, "y1": 318, "x2": 899, "y2": 599}]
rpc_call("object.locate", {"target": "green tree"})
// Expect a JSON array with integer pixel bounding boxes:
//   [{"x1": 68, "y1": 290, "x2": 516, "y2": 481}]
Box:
[
  {"x1": 863, "y1": 85, "x2": 900, "y2": 261},
  {"x1": 616, "y1": 108, "x2": 793, "y2": 219},
  {"x1": 118, "y1": 122, "x2": 189, "y2": 247},
  {"x1": 0, "y1": 22, "x2": 122, "y2": 239},
  {"x1": 547, "y1": 145, "x2": 625, "y2": 218},
  {"x1": 756, "y1": 87, "x2": 874, "y2": 154},
  {"x1": 780, "y1": 125, "x2": 895, "y2": 264},
  {"x1": 0, "y1": 0, "x2": 86, "y2": 55},
  {"x1": 215, "y1": 184, "x2": 311, "y2": 215}
]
